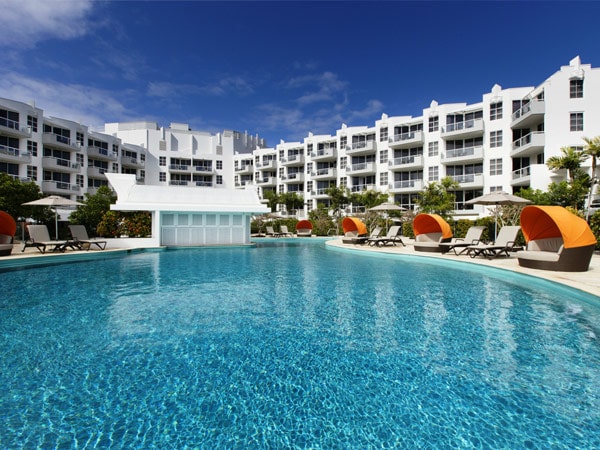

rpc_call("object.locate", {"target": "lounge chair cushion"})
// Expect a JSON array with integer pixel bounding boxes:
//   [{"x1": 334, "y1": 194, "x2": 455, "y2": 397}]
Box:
[
  {"x1": 0, "y1": 234, "x2": 12, "y2": 244},
  {"x1": 416, "y1": 232, "x2": 442, "y2": 243},
  {"x1": 526, "y1": 237, "x2": 563, "y2": 252}
]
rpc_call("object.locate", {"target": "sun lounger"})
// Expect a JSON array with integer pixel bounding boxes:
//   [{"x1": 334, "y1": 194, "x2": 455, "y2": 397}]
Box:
[
  {"x1": 439, "y1": 226, "x2": 486, "y2": 255},
  {"x1": 69, "y1": 225, "x2": 107, "y2": 250},
  {"x1": 467, "y1": 226, "x2": 521, "y2": 259},
  {"x1": 343, "y1": 226, "x2": 380, "y2": 245},
  {"x1": 23, "y1": 224, "x2": 70, "y2": 253},
  {"x1": 266, "y1": 226, "x2": 282, "y2": 237},
  {"x1": 367, "y1": 225, "x2": 405, "y2": 247},
  {"x1": 279, "y1": 225, "x2": 293, "y2": 237}
]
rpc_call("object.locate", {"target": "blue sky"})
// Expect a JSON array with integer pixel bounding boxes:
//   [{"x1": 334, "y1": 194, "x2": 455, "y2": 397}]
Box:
[{"x1": 1, "y1": 1, "x2": 599, "y2": 146}]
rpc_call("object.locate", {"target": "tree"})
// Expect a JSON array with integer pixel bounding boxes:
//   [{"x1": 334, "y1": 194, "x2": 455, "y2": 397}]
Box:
[
  {"x1": 262, "y1": 190, "x2": 279, "y2": 212},
  {"x1": 279, "y1": 192, "x2": 304, "y2": 213},
  {"x1": 326, "y1": 185, "x2": 350, "y2": 234},
  {"x1": 582, "y1": 136, "x2": 600, "y2": 180},
  {"x1": 546, "y1": 146, "x2": 586, "y2": 183},
  {"x1": 351, "y1": 189, "x2": 389, "y2": 210},
  {"x1": 416, "y1": 176, "x2": 459, "y2": 221},
  {"x1": 547, "y1": 180, "x2": 589, "y2": 210},
  {"x1": 69, "y1": 186, "x2": 117, "y2": 235},
  {"x1": 0, "y1": 173, "x2": 52, "y2": 223}
]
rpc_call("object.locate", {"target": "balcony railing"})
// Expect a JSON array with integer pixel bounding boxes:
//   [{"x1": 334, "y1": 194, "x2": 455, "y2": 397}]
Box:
[
  {"x1": 389, "y1": 154, "x2": 424, "y2": 168},
  {"x1": 511, "y1": 132, "x2": 545, "y2": 157},
  {"x1": 389, "y1": 179, "x2": 424, "y2": 191},
  {"x1": 42, "y1": 132, "x2": 81, "y2": 150},
  {"x1": 449, "y1": 173, "x2": 484, "y2": 186},
  {"x1": 0, "y1": 145, "x2": 30, "y2": 163},
  {"x1": 311, "y1": 148, "x2": 336, "y2": 159},
  {"x1": 0, "y1": 118, "x2": 31, "y2": 137},
  {"x1": 441, "y1": 118, "x2": 484, "y2": 138},
  {"x1": 88, "y1": 146, "x2": 118, "y2": 160},
  {"x1": 388, "y1": 130, "x2": 424, "y2": 147},
  {"x1": 347, "y1": 162, "x2": 375, "y2": 174},
  {"x1": 350, "y1": 183, "x2": 376, "y2": 192},
  {"x1": 42, "y1": 156, "x2": 81, "y2": 171},
  {"x1": 441, "y1": 145, "x2": 483, "y2": 163}
]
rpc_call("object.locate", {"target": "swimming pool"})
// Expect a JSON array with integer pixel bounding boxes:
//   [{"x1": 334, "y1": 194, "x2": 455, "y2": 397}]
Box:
[{"x1": 1, "y1": 239, "x2": 599, "y2": 448}]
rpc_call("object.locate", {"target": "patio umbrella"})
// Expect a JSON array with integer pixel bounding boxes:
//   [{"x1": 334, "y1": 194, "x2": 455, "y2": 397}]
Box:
[
  {"x1": 369, "y1": 202, "x2": 406, "y2": 229},
  {"x1": 466, "y1": 191, "x2": 531, "y2": 240},
  {"x1": 22, "y1": 195, "x2": 83, "y2": 240}
]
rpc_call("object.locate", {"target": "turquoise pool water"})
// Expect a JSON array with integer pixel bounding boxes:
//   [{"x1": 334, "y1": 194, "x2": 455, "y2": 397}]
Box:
[{"x1": 1, "y1": 240, "x2": 599, "y2": 448}]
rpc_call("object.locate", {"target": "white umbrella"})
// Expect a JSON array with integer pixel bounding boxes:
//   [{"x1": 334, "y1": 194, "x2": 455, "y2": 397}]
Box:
[
  {"x1": 369, "y1": 202, "x2": 406, "y2": 229},
  {"x1": 466, "y1": 191, "x2": 531, "y2": 240},
  {"x1": 22, "y1": 195, "x2": 83, "y2": 240}
]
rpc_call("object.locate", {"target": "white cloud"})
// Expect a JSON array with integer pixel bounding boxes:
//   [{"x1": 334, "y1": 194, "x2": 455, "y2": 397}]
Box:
[
  {"x1": 147, "y1": 76, "x2": 254, "y2": 98},
  {"x1": 0, "y1": 0, "x2": 96, "y2": 47},
  {"x1": 0, "y1": 71, "x2": 132, "y2": 129}
]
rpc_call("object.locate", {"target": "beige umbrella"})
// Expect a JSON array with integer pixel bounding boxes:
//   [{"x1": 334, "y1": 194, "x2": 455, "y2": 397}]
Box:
[
  {"x1": 466, "y1": 191, "x2": 531, "y2": 239},
  {"x1": 22, "y1": 195, "x2": 83, "y2": 239},
  {"x1": 369, "y1": 202, "x2": 406, "y2": 229}
]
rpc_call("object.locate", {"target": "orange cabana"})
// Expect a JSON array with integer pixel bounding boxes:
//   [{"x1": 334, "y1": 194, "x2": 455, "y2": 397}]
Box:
[
  {"x1": 342, "y1": 217, "x2": 368, "y2": 236},
  {"x1": 517, "y1": 205, "x2": 597, "y2": 271},
  {"x1": 295, "y1": 219, "x2": 313, "y2": 237},
  {"x1": 412, "y1": 214, "x2": 452, "y2": 239},
  {"x1": 412, "y1": 214, "x2": 453, "y2": 252},
  {"x1": 295, "y1": 220, "x2": 313, "y2": 231},
  {"x1": 0, "y1": 211, "x2": 17, "y2": 256}
]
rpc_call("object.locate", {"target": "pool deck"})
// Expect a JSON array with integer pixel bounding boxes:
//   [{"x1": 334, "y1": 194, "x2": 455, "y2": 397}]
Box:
[{"x1": 2, "y1": 238, "x2": 600, "y2": 298}]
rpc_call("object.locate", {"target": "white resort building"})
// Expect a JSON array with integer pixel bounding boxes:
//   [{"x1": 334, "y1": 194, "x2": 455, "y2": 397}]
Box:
[{"x1": 1, "y1": 56, "x2": 599, "y2": 222}]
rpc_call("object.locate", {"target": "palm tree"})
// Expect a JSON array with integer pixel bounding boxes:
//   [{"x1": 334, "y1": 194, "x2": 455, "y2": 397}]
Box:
[
  {"x1": 546, "y1": 146, "x2": 586, "y2": 183},
  {"x1": 582, "y1": 136, "x2": 600, "y2": 179}
]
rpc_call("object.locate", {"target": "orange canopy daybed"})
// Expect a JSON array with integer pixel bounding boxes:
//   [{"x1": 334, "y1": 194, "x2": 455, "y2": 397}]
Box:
[
  {"x1": 516, "y1": 205, "x2": 597, "y2": 272},
  {"x1": 412, "y1": 213, "x2": 453, "y2": 252},
  {"x1": 341, "y1": 217, "x2": 368, "y2": 244},
  {"x1": 0, "y1": 211, "x2": 17, "y2": 256},
  {"x1": 295, "y1": 220, "x2": 313, "y2": 237}
]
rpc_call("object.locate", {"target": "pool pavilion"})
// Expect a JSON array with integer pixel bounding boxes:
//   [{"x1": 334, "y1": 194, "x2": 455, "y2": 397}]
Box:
[{"x1": 106, "y1": 174, "x2": 270, "y2": 247}]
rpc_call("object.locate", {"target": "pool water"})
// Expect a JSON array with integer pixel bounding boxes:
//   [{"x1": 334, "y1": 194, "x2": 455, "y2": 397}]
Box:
[{"x1": 1, "y1": 240, "x2": 600, "y2": 448}]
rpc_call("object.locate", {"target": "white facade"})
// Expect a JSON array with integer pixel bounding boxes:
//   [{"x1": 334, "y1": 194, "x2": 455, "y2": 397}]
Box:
[
  {"x1": 2, "y1": 57, "x2": 600, "y2": 221},
  {"x1": 234, "y1": 56, "x2": 600, "y2": 219}
]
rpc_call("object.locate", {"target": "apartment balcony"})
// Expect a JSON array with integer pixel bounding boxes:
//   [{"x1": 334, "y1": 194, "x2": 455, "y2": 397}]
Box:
[
  {"x1": 42, "y1": 156, "x2": 81, "y2": 173},
  {"x1": 88, "y1": 146, "x2": 118, "y2": 161},
  {"x1": 169, "y1": 180, "x2": 191, "y2": 186},
  {"x1": 235, "y1": 164, "x2": 254, "y2": 175},
  {"x1": 441, "y1": 145, "x2": 484, "y2": 165},
  {"x1": 511, "y1": 166, "x2": 531, "y2": 186},
  {"x1": 345, "y1": 140, "x2": 376, "y2": 156},
  {"x1": 310, "y1": 188, "x2": 330, "y2": 198},
  {"x1": 169, "y1": 164, "x2": 191, "y2": 174},
  {"x1": 310, "y1": 148, "x2": 337, "y2": 161},
  {"x1": 194, "y1": 166, "x2": 215, "y2": 174},
  {"x1": 0, "y1": 145, "x2": 30, "y2": 164},
  {"x1": 42, "y1": 132, "x2": 81, "y2": 151},
  {"x1": 350, "y1": 183, "x2": 376, "y2": 193},
  {"x1": 311, "y1": 167, "x2": 337, "y2": 180},
  {"x1": 87, "y1": 166, "x2": 112, "y2": 178},
  {"x1": 346, "y1": 161, "x2": 376, "y2": 175},
  {"x1": 510, "y1": 132, "x2": 545, "y2": 158},
  {"x1": 450, "y1": 173, "x2": 484, "y2": 188},
  {"x1": 440, "y1": 118, "x2": 484, "y2": 140},
  {"x1": 256, "y1": 160, "x2": 277, "y2": 170},
  {"x1": 511, "y1": 100, "x2": 545, "y2": 128},
  {"x1": 388, "y1": 130, "x2": 424, "y2": 148},
  {"x1": 42, "y1": 180, "x2": 81, "y2": 195},
  {"x1": 281, "y1": 154, "x2": 305, "y2": 166},
  {"x1": 388, "y1": 179, "x2": 424, "y2": 193},
  {"x1": 0, "y1": 118, "x2": 31, "y2": 139},
  {"x1": 388, "y1": 154, "x2": 424, "y2": 170},
  {"x1": 282, "y1": 172, "x2": 304, "y2": 183},
  {"x1": 235, "y1": 180, "x2": 253, "y2": 188},
  {"x1": 194, "y1": 181, "x2": 213, "y2": 187},
  {"x1": 121, "y1": 156, "x2": 145, "y2": 169},
  {"x1": 256, "y1": 176, "x2": 277, "y2": 186}
]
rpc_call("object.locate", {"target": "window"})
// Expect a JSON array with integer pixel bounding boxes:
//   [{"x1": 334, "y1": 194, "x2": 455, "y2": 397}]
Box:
[
  {"x1": 490, "y1": 158, "x2": 503, "y2": 175},
  {"x1": 76, "y1": 153, "x2": 84, "y2": 165},
  {"x1": 340, "y1": 136, "x2": 347, "y2": 148},
  {"x1": 216, "y1": 175, "x2": 223, "y2": 185},
  {"x1": 159, "y1": 156, "x2": 166, "y2": 166},
  {"x1": 570, "y1": 79, "x2": 583, "y2": 98},
  {"x1": 490, "y1": 186, "x2": 503, "y2": 192},
  {"x1": 307, "y1": 181, "x2": 313, "y2": 192},
  {"x1": 379, "y1": 172, "x2": 388, "y2": 186},
  {"x1": 27, "y1": 140, "x2": 37, "y2": 156},
  {"x1": 112, "y1": 163, "x2": 119, "y2": 172},
  {"x1": 340, "y1": 177, "x2": 347, "y2": 188},
  {"x1": 490, "y1": 130, "x2": 503, "y2": 148},
  {"x1": 428, "y1": 116, "x2": 439, "y2": 132},
  {"x1": 340, "y1": 156, "x2": 347, "y2": 170},
  {"x1": 570, "y1": 112, "x2": 583, "y2": 131},
  {"x1": 27, "y1": 115, "x2": 38, "y2": 132},
  {"x1": 490, "y1": 102, "x2": 503, "y2": 120},
  {"x1": 27, "y1": 165, "x2": 37, "y2": 181},
  {"x1": 77, "y1": 174, "x2": 84, "y2": 187},
  {"x1": 428, "y1": 166, "x2": 439, "y2": 181},
  {"x1": 159, "y1": 172, "x2": 166, "y2": 182},
  {"x1": 216, "y1": 160, "x2": 223, "y2": 170},
  {"x1": 379, "y1": 127, "x2": 388, "y2": 142},
  {"x1": 428, "y1": 141, "x2": 439, "y2": 156},
  {"x1": 379, "y1": 150, "x2": 388, "y2": 164}
]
